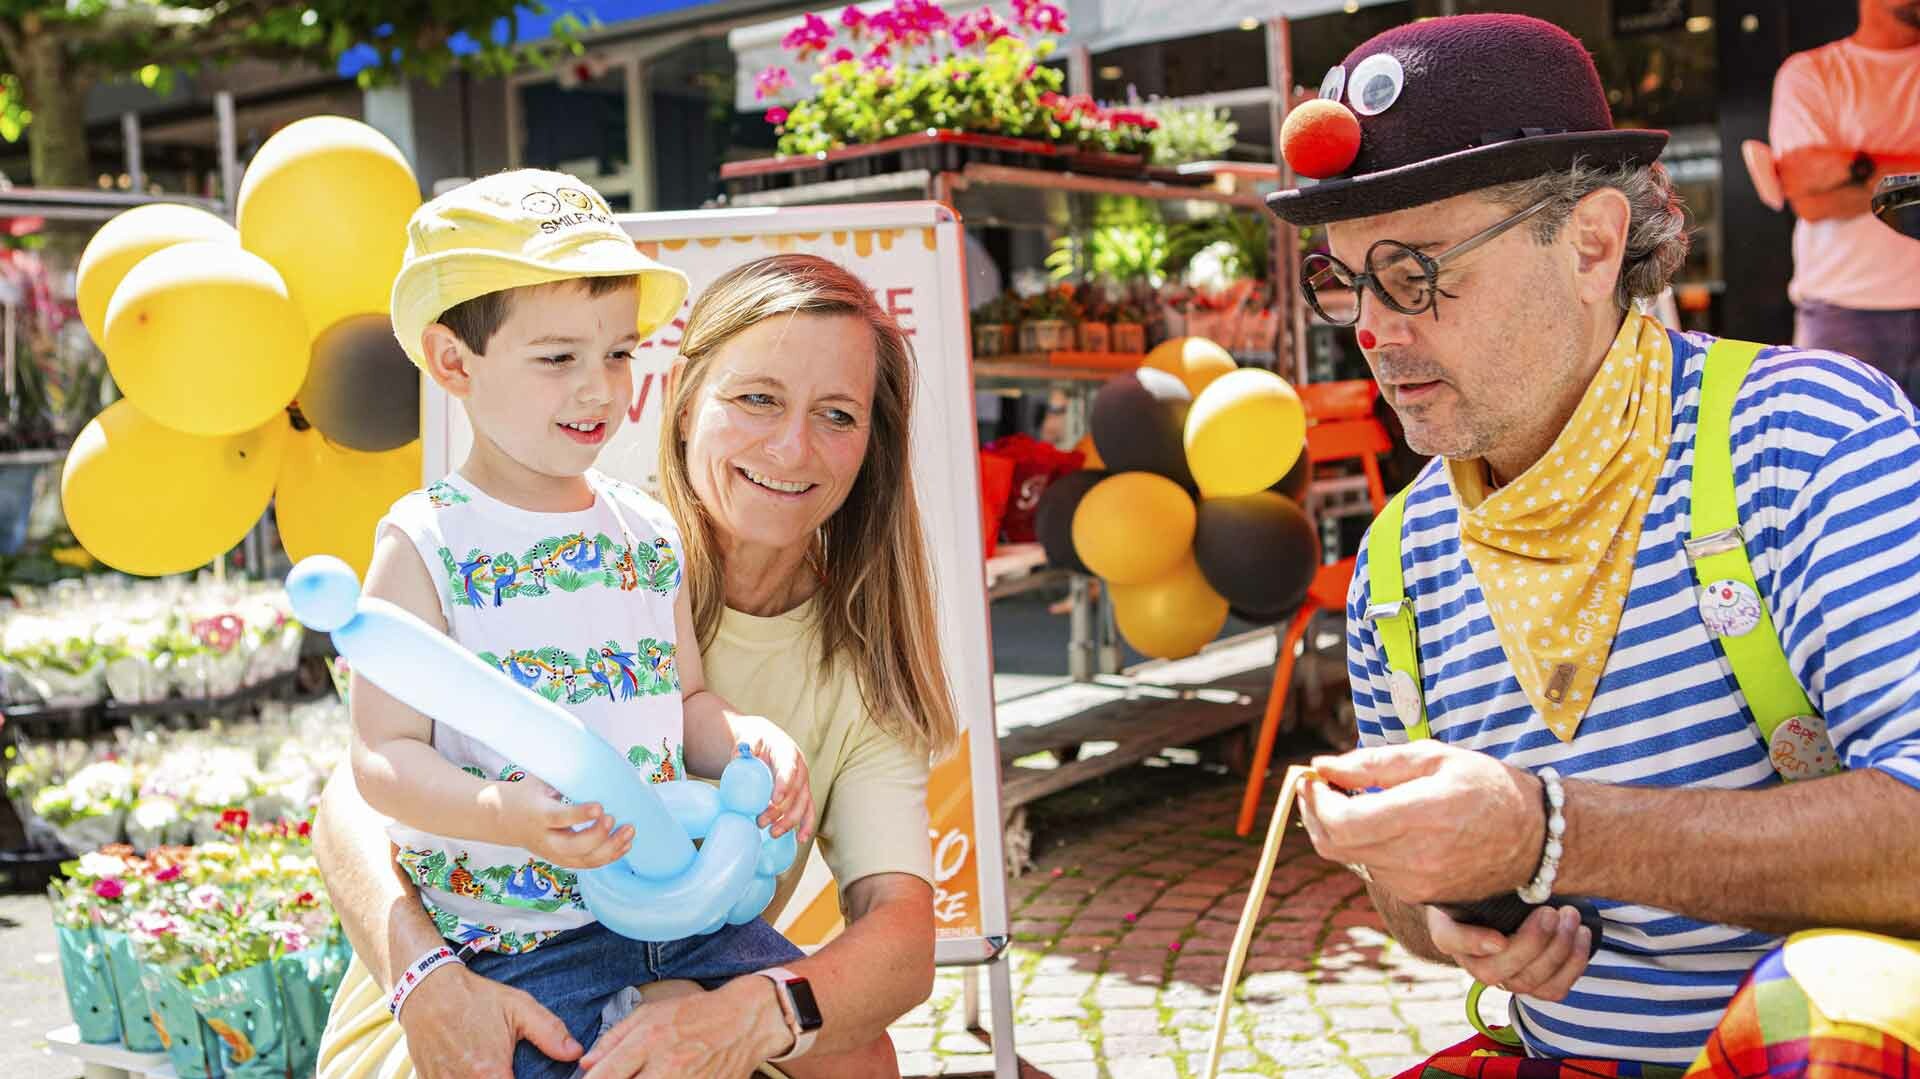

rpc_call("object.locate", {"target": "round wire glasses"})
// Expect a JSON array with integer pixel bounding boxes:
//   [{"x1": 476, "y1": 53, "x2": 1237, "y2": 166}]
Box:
[{"x1": 1300, "y1": 198, "x2": 1555, "y2": 326}]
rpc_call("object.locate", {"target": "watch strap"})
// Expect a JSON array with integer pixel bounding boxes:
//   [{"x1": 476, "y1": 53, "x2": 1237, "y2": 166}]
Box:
[{"x1": 758, "y1": 966, "x2": 818, "y2": 1062}]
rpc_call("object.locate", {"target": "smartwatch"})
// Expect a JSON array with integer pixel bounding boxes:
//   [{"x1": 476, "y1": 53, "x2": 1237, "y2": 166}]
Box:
[
  {"x1": 1850, "y1": 151, "x2": 1876, "y2": 187},
  {"x1": 757, "y1": 966, "x2": 823, "y2": 1062}
]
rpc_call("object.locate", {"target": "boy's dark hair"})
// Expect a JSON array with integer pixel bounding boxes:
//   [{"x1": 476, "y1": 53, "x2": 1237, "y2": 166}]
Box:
[{"x1": 436, "y1": 274, "x2": 638, "y2": 356}]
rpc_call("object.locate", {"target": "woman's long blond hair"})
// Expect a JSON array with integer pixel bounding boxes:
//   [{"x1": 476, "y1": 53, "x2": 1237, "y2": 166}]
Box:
[{"x1": 658, "y1": 254, "x2": 958, "y2": 760}]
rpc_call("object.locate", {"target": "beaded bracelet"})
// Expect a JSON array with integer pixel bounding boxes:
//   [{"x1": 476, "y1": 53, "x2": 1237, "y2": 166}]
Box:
[{"x1": 1516, "y1": 767, "x2": 1566, "y2": 905}]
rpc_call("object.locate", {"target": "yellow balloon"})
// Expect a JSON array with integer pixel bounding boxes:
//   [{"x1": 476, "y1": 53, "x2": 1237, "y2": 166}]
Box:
[
  {"x1": 104, "y1": 241, "x2": 310, "y2": 437},
  {"x1": 275, "y1": 428, "x2": 422, "y2": 579},
  {"x1": 1070, "y1": 472, "x2": 1195, "y2": 585},
  {"x1": 1184, "y1": 368, "x2": 1307, "y2": 498},
  {"x1": 1145, "y1": 336, "x2": 1238, "y2": 397},
  {"x1": 1110, "y1": 556, "x2": 1229, "y2": 660},
  {"x1": 76, "y1": 204, "x2": 237, "y2": 350},
  {"x1": 236, "y1": 116, "x2": 421, "y2": 342},
  {"x1": 62, "y1": 401, "x2": 287, "y2": 577}
]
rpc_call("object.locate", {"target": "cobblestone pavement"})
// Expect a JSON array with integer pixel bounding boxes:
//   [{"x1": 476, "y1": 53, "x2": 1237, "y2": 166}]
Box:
[
  {"x1": 0, "y1": 747, "x2": 1482, "y2": 1079},
  {"x1": 888, "y1": 749, "x2": 1482, "y2": 1079}
]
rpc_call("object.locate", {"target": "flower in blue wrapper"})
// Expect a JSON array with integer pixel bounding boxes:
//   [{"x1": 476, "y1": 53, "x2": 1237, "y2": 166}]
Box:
[
  {"x1": 54, "y1": 922, "x2": 121, "y2": 1044},
  {"x1": 100, "y1": 928, "x2": 166, "y2": 1052},
  {"x1": 140, "y1": 961, "x2": 226, "y2": 1079}
]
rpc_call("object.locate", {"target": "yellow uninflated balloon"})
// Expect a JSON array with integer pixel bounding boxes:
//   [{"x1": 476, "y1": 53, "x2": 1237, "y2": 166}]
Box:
[
  {"x1": 275, "y1": 427, "x2": 422, "y2": 579},
  {"x1": 104, "y1": 241, "x2": 310, "y2": 436},
  {"x1": 236, "y1": 116, "x2": 421, "y2": 342},
  {"x1": 1145, "y1": 336, "x2": 1238, "y2": 397},
  {"x1": 1184, "y1": 368, "x2": 1307, "y2": 498},
  {"x1": 76, "y1": 204, "x2": 237, "y2": 350},
  {"x1": 62, "y1": 401, "x2": 287, "y2": 577},
  {"x1": 1111, "y1": 555, "x2": 1229, "y2": 660},
  {"x1": 1070, "y1": 471, "x2": 1195, "y2": 585}
]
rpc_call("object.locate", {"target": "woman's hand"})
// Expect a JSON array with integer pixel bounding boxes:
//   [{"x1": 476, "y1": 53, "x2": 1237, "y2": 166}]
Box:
[
  {"x1": 396, "y1": 962, "x2": 584, "y2": 1079},
  {"x1": 732, "y1": 717, "x2": 816, "y2": 843},
  {"x1": 579, "y1": 975, "x2": 791, "y2": 1078}
]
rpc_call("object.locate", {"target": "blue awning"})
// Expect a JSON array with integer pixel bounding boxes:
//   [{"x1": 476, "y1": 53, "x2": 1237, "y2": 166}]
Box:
[{"x1": 337, "y1": 1, "x2": 719, "y2": 78}]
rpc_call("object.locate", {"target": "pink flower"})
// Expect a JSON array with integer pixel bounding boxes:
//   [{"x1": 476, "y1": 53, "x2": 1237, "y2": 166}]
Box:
[
  {"x1": 765, "y1": 106, "x2": 790, "y2": 126},
  {"x1": 951, "y1": 8, "x2": 1010, "y2": 48},
  {"x1": 92, "y1": 878, "x2": 124, "y2": 900},
  {"x1": 271, "y1": 924, "x2": 311, "y2": 954},
  {"x1": 840, "y1": 4, "x2": 867, "y2": 32},
  {"x1": 152, "y1": 863, "x2": 182, "y2": 883},
  {"x1": 753, "y1": 66, "x2": 794, "y2": 101},
  {"x1": 1030, "y1": 3, "x2": 1067, "y2": 35},
  {"x1": 862, "y1": 43, "x2": 893, "y2": 69},
  {"x1": 188, "y1": 884, "x2": 223, "y2": 912},
  {"x1": 1123, "y1": 912, "x2": 1138, "y2": 923},
  {"x1": 828, "y1": 46, "x2": 856, "y2": 64},
  {"x1": 1169, "y1": 941, "x2": 1182, "y2": 952},
  {"x1": 952, "y1": 68, "x2": 970, "y2": 83},
  {"x1": 130, "y1": 909, "x2": 178, "y2": 939},
  {"x1": 780, "y1": 13, "x2": 834, "y2": 57}
]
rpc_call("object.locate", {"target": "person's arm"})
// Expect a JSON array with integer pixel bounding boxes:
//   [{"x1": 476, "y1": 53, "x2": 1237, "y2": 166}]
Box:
[
  {"x1": 348, "y1": 528, "x2": 632, "y2": 865},
  {"x1": 1773, "y1": 148, "x2": 1920, "y2": 222},
  {"x1": 672, "y1": 587, "x2": 815, "y2": 838},
  {"x1": 312, "y1": 762, "x2": 588, "y2": 1078}
]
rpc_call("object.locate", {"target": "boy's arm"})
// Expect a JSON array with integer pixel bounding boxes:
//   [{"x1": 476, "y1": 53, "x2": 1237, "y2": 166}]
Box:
[
  {"x1": 671, "y1": 588, "x2": 814, "y2": 840},
  {"x1": 349, "y1": 527, "x2": 573, "y2": 846}
]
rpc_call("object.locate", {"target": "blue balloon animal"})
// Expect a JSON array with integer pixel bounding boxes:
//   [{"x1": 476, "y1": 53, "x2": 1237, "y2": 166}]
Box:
[{"x1": 285, "y1": 555, "x2": 798, "y2": 941}]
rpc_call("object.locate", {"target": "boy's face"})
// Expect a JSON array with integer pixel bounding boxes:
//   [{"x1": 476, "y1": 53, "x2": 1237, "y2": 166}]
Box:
[{"x1": 451, "y1": 280, "x2": 639, "y2": 479}]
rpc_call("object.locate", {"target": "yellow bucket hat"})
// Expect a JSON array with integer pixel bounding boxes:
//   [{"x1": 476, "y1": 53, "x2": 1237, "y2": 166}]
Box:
[{"x1": 390, "y1": 168, "x2": 689, "y2": 368}]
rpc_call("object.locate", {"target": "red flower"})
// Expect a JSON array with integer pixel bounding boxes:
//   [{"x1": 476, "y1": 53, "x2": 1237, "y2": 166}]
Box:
[
  {"x1": 93, "y1": 878, "x2": 124, "y2": 900},
  {"x1": 296, "y1": 820, "x2": 313, "y2": 839},
  {"x1": 765, "y1": 106, "x2": 790, "y2": 126},
  {"x1": 218, "y1": 807, "x2": 250, "y2": 834},
  {"x1": 293, "y1": 890, "x2": 317, "y2": 908}
]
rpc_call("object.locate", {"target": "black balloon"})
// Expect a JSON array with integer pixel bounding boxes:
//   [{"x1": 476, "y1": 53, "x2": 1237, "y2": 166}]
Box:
[
  {"x1": 300, "y1": 313, "x2": 421, "y2": 452},
  {"x1": 1194, "y1": 491, "x2": 1318, "y2": 616},
  {"x1": 1271, "y1": 439, "x2": 1311, "y2": 502},
  {"x1": 1034, "y1": 469, "x2": 1107, "y2": 574},
  {"x1": 1090, "y1": 368, "x2": 1193, "y2": 488}
]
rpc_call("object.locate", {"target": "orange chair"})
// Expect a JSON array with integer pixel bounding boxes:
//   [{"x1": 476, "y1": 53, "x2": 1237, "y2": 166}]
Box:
[{"x1": 1234, "y1": 381, "x2": 1392, "y2": 836}]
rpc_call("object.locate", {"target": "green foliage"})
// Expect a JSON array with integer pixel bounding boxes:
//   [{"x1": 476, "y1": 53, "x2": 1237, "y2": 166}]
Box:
[
  {"x1": 1164, "y1": 212, "x2": 1272, "y2": 284},
  {"x1": 1046, "y1": 196, "x2": 1167, "y2": 285},
  {"x1": 1143, "y1": 102, "x2": 1237, "y2": 166}
]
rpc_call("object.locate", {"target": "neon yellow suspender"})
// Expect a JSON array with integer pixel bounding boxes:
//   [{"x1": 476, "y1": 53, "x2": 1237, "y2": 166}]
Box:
[{"x1": 1366, "y1": 338, "x2": 1820, "y2": 754}]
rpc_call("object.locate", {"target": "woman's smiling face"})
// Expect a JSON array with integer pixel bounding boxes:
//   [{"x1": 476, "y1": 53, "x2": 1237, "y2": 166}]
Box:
[{"x1": 681, "y1": 312, "x2": 878, "y2": 553}]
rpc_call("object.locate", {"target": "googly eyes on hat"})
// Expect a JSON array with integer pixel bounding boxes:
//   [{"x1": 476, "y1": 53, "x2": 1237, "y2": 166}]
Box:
[
  {"x1": 1319, "y1": 65, "x2": 1347, "y2": 102},
  {"x1": 1348, "y1": 53, "x2": 1405, "y2": 117}
]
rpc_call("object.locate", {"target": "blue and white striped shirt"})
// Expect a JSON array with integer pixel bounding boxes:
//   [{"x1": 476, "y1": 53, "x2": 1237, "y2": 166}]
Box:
[{"x1": 1345, "y1": 330, "x2": 1920, "y2": 1066}]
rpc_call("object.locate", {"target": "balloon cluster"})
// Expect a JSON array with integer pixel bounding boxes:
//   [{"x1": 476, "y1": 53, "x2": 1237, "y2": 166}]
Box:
[
  {"x1": 1035, "y1": 338, "x2": 1320, "y2": 660},
  {"x1": 64, "y1": 116, "x2": 427, "y2": 579},
  {"x1": 285, "y1": 556, "x2": 798, "y2": 941}
]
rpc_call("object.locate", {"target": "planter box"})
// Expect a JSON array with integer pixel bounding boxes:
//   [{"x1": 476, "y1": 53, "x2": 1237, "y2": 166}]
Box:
[
  {"x1": 1111, "y1": 323, "x2": 1146, "y2": 354},
  {"x1": 1076, "y1": 322, "x2": 1111, "y2": 352},
  {"x1": 722, "y1": 130, "x2": 1064, "y2": 197},
  {"x1": 972, "y1": 322, "x2": 1014, "y2": 358}
]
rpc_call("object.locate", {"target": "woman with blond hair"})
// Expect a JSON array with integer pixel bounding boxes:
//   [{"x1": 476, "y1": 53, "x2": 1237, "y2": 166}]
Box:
[{"x1": 313, "y1": 253, "x2": 959, "y2": 1079}]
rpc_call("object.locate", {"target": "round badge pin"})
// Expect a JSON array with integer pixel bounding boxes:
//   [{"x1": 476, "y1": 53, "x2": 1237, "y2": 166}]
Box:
[
  {"x1": 1319, "y1": 65, "x2": 1347, "y2": 102},
  {"x1": 1387, "y1": 670, "x2": 1423, "y2": 726},
  {"x1": 1698, "y1": 579, "x2": 1763, "y2": 638},
  {"x1": 1767, "y1": 714, "x2": 1841, "y2": 779},
  {"x1": 1348, "y1": 53, "x2": 1405, "y2": 117}
]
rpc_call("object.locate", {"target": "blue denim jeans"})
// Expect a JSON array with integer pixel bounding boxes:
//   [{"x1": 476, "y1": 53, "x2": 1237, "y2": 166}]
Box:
[
  {"x1": 1795, "y1": 300, "x2": 1920, "y2": 404},
  {"x1": 464, "y1": 919, "x2": 803, "y2": 1079}
]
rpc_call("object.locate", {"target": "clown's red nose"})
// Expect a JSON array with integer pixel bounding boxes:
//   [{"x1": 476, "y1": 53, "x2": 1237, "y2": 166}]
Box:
[{"x1": 1357, "y1": 329, "x2": 1377, "y2": 349}]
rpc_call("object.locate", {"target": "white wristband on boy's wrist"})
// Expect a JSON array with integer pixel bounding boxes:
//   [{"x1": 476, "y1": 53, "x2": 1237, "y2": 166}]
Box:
[{"x1": 389, "y1": 944, "x2": 465, "y2": 1022}]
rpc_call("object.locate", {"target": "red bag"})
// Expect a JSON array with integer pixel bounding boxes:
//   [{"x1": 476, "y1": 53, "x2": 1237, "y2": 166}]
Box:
[
  {"x1": 978, "y1": 451, "x2": 1016, "y2": 559},
  {"x1": 988, "y1": 434, "x2": 1085, "y2": 544}
]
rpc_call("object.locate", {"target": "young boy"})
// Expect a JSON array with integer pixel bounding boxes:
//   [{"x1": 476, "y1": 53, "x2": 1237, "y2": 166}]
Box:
[{"x1": 356, "y1": 169, "x2": 816, "y2": 1078}]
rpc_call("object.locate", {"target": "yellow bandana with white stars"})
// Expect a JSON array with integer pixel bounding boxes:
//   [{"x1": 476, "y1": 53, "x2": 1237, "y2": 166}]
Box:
[{"x1": 1446, "y1": 311, "x2": 1674, "y2": 743}]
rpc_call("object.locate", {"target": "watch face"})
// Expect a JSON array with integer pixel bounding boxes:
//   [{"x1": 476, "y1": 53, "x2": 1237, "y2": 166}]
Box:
[{"x1": 786, "y1": 978, "x2": 824, "y2": 1032}]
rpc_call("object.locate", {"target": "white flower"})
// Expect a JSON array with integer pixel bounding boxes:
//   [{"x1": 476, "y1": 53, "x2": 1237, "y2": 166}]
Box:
[
  {"x1": 77, "y1": 851, "x2": 131, "y2": 880},
  {"x1": 268, "y1": 921, "x2": 310, "y2": 953},
  {"x1": 188, "y1": 884, "x2": 224, "y2": 912},
  {"x1": 129, "y1": 908, "x2": 180, "y2": 941},
  {"x1": 131, "y1": 796, "x2": 182, "y2": 831}
]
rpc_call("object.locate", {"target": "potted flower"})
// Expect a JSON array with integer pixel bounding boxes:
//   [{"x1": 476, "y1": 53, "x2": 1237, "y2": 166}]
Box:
[
  {"x1": 1075, "y1": 293, "x2": 1111, "y2": 353},
  {"x1": 971, "y1": 292, "x2": 1020, "y2": 357},
  {"x1": 1111, "y1": 300, "x2": 1148, "y2": 354},
  {"x1": 1019, "y1": 286, "x2": 1077, "y2": 353}
]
